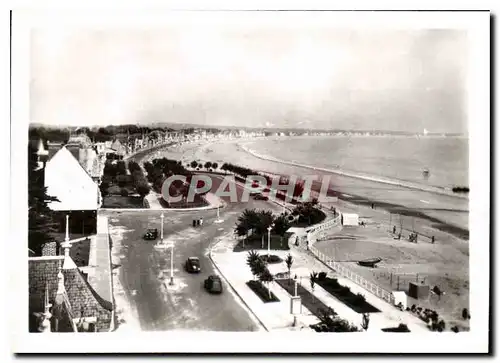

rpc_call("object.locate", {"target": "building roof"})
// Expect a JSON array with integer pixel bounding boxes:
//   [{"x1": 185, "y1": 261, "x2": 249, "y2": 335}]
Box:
[
  {"x1": 44, "y1": 146, "x2": 99, "y2": 211},
  {"x1": 29, "y1": 255, "x2": 113, "y2": 332}
]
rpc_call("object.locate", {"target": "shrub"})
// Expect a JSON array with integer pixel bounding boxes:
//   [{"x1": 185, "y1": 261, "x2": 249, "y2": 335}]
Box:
[
  {"x1": 318, "y1": 272, "x2": 327, "y2": 281},
  {"x1": 462, "y1": 308, "x2": 470, "y2": 320},
  {"x1": 382, "y1": 323, "x2": 411, "y2": 332},
  {"x1": 120, "y1": 188, "x2": 128, "y2": 197},
  {"x1": 451, "y1": 326, "x2": 460, "y2": 333},
  {"x1": 260, "y1": 254, "x2": 283, "y2": 264},
  {"x1": 410, "y1": 304, "x2": 416, "y2": 312}
]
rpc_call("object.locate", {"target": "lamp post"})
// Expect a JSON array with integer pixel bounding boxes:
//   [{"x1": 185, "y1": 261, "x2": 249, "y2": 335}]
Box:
[
  {"x1": 169, "y1": 244, "x2": 174, "y2": 285},
  {"x1": 160, "y1": 213, "x2": 164, "y2": 243},
  {"x1": 267, "y1": 225, "x2": 272, "y2": 257}
]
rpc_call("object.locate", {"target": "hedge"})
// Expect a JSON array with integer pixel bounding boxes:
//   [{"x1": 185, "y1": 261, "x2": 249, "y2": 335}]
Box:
[{"x1": 315, "y1": 277, "x2": 380, "y2": 313}]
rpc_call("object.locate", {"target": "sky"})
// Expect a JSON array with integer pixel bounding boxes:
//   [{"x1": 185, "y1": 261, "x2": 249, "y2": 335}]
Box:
[{"x1": 30, "y1": 24, "x2": 468, "y2": 133}]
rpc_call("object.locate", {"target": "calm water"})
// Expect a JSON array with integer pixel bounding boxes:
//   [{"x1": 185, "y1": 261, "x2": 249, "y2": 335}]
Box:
[{"x1": 245, "y1": 136, "x2": 469, "y2": 190}]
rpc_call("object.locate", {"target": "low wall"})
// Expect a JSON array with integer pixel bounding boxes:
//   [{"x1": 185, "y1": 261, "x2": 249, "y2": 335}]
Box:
[{"x1": 305, "y1": 214, "x2": 395, "y2": 305}]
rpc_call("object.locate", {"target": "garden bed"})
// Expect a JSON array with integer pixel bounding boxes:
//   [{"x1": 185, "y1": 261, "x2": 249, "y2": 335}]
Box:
[
  {"x1": 315, "y1": 277, "x2": 380, "y2": 313},
  {"x1": 275, "y1": 278, "x2": 331, "y2": 317},
  {"x1": 234, "y1": 235, "x2": 290, "y2": 252},
  {"x1": 158, "y1": 197, "x2": 209, "y2": 209},
  {"x1": 246, "y1": 280, "x2": 280, "y2": 303},
  {"x1": 382, "y1": 324, "x2": 411, "y2": 332},
  {"x1": 102, "y1": 196, "x2": 145, "y2": 208},
  {"x1": 260, "y1": 254, "x2": 283, "y2": 264}
]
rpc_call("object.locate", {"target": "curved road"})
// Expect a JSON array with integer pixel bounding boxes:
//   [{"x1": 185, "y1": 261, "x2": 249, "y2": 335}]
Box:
[{"x1": 105, "y1": 175, "x2": 282, "y2": 331}]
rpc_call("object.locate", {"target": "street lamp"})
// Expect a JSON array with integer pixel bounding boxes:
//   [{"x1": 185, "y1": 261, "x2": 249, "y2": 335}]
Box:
[
  {"x1": 267, "y1": 225, "x2": 272, "y2": 257},
  {"x1": 160, "y1": 213, "x2": 164, "y2": 243},
  {"x1": 169, "y1": 244, "x2": 174, "y2": 286}
]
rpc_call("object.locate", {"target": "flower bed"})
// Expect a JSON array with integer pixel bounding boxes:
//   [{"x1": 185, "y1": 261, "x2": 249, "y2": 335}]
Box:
[
  {"x1": 102, "y1": 195, "x2": 145, "y2": 208},
  {"x1": 315, "y1": 276, "x2": 380, "y2": 313},
  {"x1": 275, "y1": 279, "x2": 330, "y2": 316},
  {"x1": 246, "y1": 280, "x2": 280, "y2": 303},
  {"x1": 382, "y1": 324, "x2": 411, "y2": 332},
  {"x1": 275, "y1": 278, "x2": 359, "y2": 332}
]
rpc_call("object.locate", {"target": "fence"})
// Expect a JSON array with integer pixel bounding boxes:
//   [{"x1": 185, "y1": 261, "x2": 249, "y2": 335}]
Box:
[{"x1": 307, "y1": 214, "x2": 395, "y2": 305}]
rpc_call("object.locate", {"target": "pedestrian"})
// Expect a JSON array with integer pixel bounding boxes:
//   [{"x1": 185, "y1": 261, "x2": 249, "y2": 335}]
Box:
[
  {"x1": 393, "y1": 226, "x2": 396, "y2": 234},
  {"x1": 371, "y1": 203, "x2": 374, "y2": 209},
  {"x1": 431, "y1": 236, "x2": 435, "y2": 244},
  {"x1": 200, "y1": 217, "x2": 203, "y2": 226}
]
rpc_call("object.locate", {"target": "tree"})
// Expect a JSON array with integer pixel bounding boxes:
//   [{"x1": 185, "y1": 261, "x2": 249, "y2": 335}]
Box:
[
  {"x1": 246, "y1": 250, "x2": 260, "y2": 279},
  {"x1": 259, "y1": 267, "x2": 274, "y2": 300},
  {"x1": 310, "y1": 271, "x2": 319, "y2": 302},
  {"x1": 251, "y1": 258, "x2": 267, "y2": 280},
  {"x1": 28, "y1": 144, "x2": 60, "y2": 255},
  {"x1": 204, "y1": 161, "x2": 212, "y2": 171},
  {"x1": 103, "y1": 161, "x2": 117, "y2": 180},
  {"x1": 116, "y1": 175, "x2": 128, "y2": 188},
  {"x1": 255, "y1": 210, "x2": 274, "y2": 248},
  {"x1": 235, "y1": 209, "x2": 259, "y2": 239},
  {"x1": 190, "y1": 161, "x2": 198, "y2": 169},
  {"x1": 273, "y1": 214, "x2": 291, "y2": 247},
  {"x1": 285, "y1": 254, "x2": 294, "y2": 281},
  {"x1": 314, "y1": 307, "x2": 360, "y2": 332},
  {"x1": 136, "y1": 181, "x2": 151, "y2": 198},
  {"x1": 212, "y1": 162, "x2": 218, "y2": 170}
]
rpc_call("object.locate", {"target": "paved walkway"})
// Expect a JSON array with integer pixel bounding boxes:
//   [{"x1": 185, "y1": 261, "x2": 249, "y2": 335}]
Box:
[
  {"x1": 87, "y1": 215, "x2": 113, "y2": 305},
  {"x1": 211, "y1": 231, "x2": 430, "y2": 332}
]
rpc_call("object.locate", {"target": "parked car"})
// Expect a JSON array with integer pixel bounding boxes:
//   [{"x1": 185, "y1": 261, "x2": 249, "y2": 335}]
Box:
[
  {"x1": 143, "y1": 228, "x2": 158, "y2": 240},
  {"x1": 253, "y1": 193, "x2": 269, "y2": 201},
  {"x1": 185, "y1": 257, "x2": 201, "y2": 273},
  {"x1": 204, "y1": 275, "x2": 223, "y2": 294}
]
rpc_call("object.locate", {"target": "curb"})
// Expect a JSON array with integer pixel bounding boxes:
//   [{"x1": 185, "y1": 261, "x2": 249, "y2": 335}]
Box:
[
  {"x1": 100, "y1": 200, "x2": 227, "y2": 213},
  {"x1": 207, "y1": 238, "x2": 270, "y2": 332}
]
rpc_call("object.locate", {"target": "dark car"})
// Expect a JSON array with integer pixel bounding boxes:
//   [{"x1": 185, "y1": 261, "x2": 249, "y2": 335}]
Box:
[
  {"x1": 185, "y1": 257, "x2": 201, "y2": 273},
  {"x1": 143, "y1": 228, "x2": 158, "y2": 240},
  {"x1": 204, "y1": 275, "x2": 223, "y2": 294},
  {"x1": 253, "y1": 193, "x2": 269, "y2": 201}
]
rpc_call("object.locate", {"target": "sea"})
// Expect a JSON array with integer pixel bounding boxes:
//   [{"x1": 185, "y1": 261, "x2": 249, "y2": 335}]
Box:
[{"x1": 243, "y1": 136, "x2": 469, "y2": 191}]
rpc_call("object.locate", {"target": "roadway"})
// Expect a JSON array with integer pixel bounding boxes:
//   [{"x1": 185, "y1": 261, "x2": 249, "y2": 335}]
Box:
[{"x1": 105, "y1": 175, "x2": 283, "y2": 332}]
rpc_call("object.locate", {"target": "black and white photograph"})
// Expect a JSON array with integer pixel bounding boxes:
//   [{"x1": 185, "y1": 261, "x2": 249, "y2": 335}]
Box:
[{"x1": 9, "y1": 7, "x2": 490, "y2": 354}]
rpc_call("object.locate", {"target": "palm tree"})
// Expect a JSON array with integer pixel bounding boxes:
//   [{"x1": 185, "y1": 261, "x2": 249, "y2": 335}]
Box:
[
  {"x1": 285, "y1": 254, "x2": 294, "y2": 282},
  {"x1": 259, "y1": 267, "x2": 274, "y2": 300},
  {"x1": 212, "y1": 162, "x2": 218, "y2": 170},
  {"x1": 235, "y1": 209, "x2": 260, "y2": 242},
  {"x1": 246, "y1": 250, "x2": 260, "y2": 279},
  {"x1": 310, "y1": 271, "x2": 319, "y2": 302},
  {"x1": 251, "y1": 258, "x2": 267, "y2": 280},
  {"x1": 190, "y1": 160, "x2": 198, "y2": 169},
  {"x1": 273, "y1": 214, "x2": 291, "y2": 247},
  {"x1": 255, "y1": 210, "x2": 274, "y2": 248},
  {"x1": 204, "y1": 161, "x2": 212, "y2": 171}
]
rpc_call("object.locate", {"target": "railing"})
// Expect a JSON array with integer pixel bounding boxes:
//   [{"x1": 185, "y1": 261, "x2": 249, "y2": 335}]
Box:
[{"x1": 307, "y1": 215, "x2": 395, "y2": 305}]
